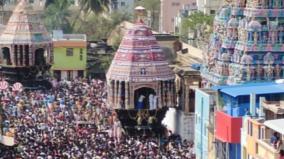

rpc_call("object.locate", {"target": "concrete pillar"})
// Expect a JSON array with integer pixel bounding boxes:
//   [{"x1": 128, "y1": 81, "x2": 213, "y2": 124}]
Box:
[{"x1": 125, "y1": 81, "x2": 129, "y2": 109}]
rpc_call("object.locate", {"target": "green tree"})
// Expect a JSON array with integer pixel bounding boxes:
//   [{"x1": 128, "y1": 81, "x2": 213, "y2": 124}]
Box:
[
  {"x1": 74, "y1": 11, "x2": 131, "y2": 41},
  {"x1": 136, "y1": 0, "x2": 160, "y2": 31},
  {"x1": 44, "y1": 0, "x2": 72, "y2": 32},
  {"x1": 79, "y1": 0, "x2": 109, "y2": 14},
  {"x1": 180, "y1": 11, "x2": 214, "y2": 45}
]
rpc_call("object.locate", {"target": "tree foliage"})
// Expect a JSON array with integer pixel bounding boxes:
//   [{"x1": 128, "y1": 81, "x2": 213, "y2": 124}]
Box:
[
  {"x1": 74, "y1": 11, "x2": 131, "y2": 41},
  {"x1": 44, "y1": 0, "x2": 72, "y2": 33},
  {"x1": 180, "y1": 11, "x2": 214, "y2": 45},
  {"x1": 79, "y1": 0, "x2": 109, "y2": 14}
]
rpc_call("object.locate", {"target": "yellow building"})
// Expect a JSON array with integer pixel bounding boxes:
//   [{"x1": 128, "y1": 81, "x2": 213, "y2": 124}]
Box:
[
  {"x1": 242, "y1": 98, "x2": 284, "y2": 159},
  {"x1": 52, "y1": 30, "x2": 87, "y2": 81}
]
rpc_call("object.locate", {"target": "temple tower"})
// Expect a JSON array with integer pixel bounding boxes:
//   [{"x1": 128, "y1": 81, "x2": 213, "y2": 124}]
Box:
[
  {"x1": 0, "y1": 0, "x2": 52, "y2": 87},
  {"x1": 202, "y1": 0, "x2": 284, "y2": 86},
  {"x1": 106, "y1": 7, "x2": 175, "y2": 110}
]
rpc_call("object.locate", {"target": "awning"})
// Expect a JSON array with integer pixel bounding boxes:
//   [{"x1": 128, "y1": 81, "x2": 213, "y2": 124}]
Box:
[
  {"x1": 215, "y1": 82, "x2": 284, "y2": 97},
  {"x1": 264, "y1": 119, "x2": 284, "y2": 134}
]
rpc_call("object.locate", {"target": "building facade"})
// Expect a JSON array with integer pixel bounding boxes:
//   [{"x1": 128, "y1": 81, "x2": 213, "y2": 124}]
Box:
[
  {"x1": 195, "y1": 89, "x2": 216, "y2": 159},
  {"x1": 109, "y1": 0, "x2": 135, "y2": 14},
  {"x1": 241, "y1": 94, "x2": 284, "y2": 159},
  {"x1": 196, "y1": 0, "x2": 225, "y2": 15},
  {"x1": 52, "y1": 31, "x2": 87, "y2": 81},
  {"x1": 160, "y1": 0, "x2": 196, "y2": 33}
]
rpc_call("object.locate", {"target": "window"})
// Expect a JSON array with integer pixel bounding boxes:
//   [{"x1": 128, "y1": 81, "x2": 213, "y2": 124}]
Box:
[
  {"x1": 248, "y1": 122, "x2": 253, "y2": 136},
  {"x1": 80, "y1": 48, "x2": 83, "y2": 61},
  {"x1": 210, "y1": 10, "x2": 216, "y2": 14},
  {"x1": 121, "y1": 2, "x2": 125, "y2": 6},
  {"x1": 171, "y1": 2, "x2": 180, "y2": 6},
  {"x1": 66, "y1": 48, "x2": 73, "y2": 56}
]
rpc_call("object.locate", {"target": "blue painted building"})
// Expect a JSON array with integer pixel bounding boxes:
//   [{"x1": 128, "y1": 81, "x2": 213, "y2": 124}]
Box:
[
  {"x1": 195, "y1": 89, "x2": 216, "y2": 159},
  {"x1": 213, "y1": 82, "x2": 284, "y2": 159}
]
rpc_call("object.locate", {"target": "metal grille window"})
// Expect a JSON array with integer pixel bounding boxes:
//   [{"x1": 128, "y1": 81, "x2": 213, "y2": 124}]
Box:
[{"x1": 66, "y1": 48, "x2": 73, "y2": 56}]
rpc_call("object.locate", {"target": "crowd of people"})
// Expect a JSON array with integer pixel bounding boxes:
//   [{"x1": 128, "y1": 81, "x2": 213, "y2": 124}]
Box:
[{"x1": 0, "y1": 78, "x2": 195, "y2": 159}]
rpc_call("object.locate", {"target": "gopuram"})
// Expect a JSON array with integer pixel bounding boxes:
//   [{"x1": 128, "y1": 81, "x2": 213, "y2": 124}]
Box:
[
  {"x1": 0, "y1": 0, "x2": 53, "y2": 88},
  {"x1": 202, "y1": 0, "x2": 284, "y2": 86},
  {"x1": 106, "y1": 7, "x2": 175, "y2": 135}
]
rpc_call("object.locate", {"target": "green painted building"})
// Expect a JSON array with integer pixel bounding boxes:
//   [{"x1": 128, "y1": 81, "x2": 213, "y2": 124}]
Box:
[{"x1": 52, "y1": 30, "x2": 87, "y2": 81}]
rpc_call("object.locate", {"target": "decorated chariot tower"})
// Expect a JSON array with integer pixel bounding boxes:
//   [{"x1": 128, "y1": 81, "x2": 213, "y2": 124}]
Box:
[
  {"x1": 0, "y1": 0, "x2": 52, "y2": 87},
  {"x1": 202, "y1": 0, "x2": 284, "y2": 86},
  {"x1": 106, "y1": 7, "x2": 175, "y2": 135}
]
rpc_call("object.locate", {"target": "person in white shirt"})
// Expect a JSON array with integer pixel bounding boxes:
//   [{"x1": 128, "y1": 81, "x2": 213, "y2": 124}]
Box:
[{"x1": 153, "y1": 94, "x2": 158, "y2": 109}]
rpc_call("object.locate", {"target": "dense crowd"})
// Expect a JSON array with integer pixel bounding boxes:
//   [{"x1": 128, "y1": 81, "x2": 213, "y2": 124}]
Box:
[{"x1": 0, "y1": 79, "x2": 195, "y2": 159}]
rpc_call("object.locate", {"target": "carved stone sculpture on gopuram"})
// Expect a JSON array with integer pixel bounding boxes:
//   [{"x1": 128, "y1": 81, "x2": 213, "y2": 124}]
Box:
[{"x1": 201, "y1": 0, "x2": 284, "y2": 87}]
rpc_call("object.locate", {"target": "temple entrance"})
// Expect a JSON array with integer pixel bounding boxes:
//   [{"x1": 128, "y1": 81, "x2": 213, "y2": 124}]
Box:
[
  {"x1": 35, "y1": 48, "x2": 46, "y2": 65},
  {"x1": 2, "y1": 47, "x2": 11, "y2": 65},
  {"x1": 134, "y1": 87, "x2": 155, "y2": 109}
]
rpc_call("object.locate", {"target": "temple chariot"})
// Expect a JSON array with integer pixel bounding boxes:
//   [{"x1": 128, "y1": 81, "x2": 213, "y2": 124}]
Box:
[
  {"x1": 0, "y1": 0, "x2": 53, "y2": 88},
  {"x1": 106, "y1": 7, "x2": 175, "y2": 136}
]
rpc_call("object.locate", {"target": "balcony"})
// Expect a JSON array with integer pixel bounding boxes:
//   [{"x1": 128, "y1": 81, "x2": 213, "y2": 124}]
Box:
[
  {"x1": 262, "y1": 100, "x2": 284, "y2": 115},
  {"x1": 215, "y1": 111, "x2": 242, "y2": 143},
  {"x1": 256, "y1": 139, "x2": 282, "y2": 159}
]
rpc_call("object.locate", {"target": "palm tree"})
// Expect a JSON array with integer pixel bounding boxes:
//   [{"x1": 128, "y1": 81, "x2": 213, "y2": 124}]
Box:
[
  {"x1": 44, "y1": 0, "x2": 72, "y2": 32},
  {"x1": 45, "y1": 0, "x2": 55, "y2": 8},
  {"x1": 79, "y1": 0, "x2": 109, "y2": 14}
]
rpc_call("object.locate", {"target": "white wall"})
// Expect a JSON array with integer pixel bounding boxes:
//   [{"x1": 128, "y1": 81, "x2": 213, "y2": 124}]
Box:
[{"x1": 163, "y1": 108, "x2": 195, "y2": 141}]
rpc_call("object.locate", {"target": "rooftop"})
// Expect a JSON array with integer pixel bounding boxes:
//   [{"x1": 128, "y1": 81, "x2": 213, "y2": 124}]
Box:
[
  {"x1": 264, "y1": 119, "x2": 284, "y2": 134},
  {"x1": 52, "y1": 30, "x2": 87, "y2": 41},
  {"x1": 213, "y1": 82, "x2": 284, "y2": 97}
]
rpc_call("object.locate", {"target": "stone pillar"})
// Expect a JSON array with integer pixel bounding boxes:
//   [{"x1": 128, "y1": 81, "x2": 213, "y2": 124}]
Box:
[
  {"x1": 117, "y1": 81, "x2": 122, "y2": 109},
  {"x1": 125, "y1": 82, "x2": 129, "y2": 109}
]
